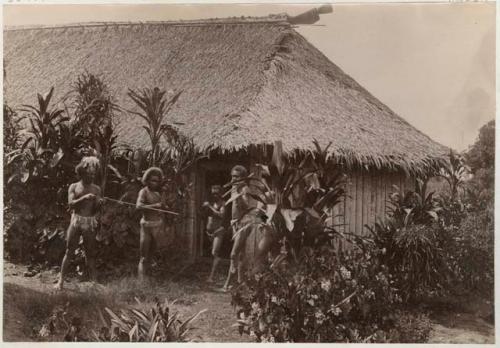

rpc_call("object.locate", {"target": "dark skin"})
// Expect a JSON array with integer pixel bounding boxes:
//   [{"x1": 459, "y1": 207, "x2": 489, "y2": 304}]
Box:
[
  {"x1": 203, "y1": 186, "x2": 226, "y2": 283},
  {"x1": 136, "y1": 174, "x2": 168, "y2": 280},
  {"x1": 223, "y1": 169, "x2": 254, "y2": 291},
  {"x1": 56, "y1": 170, "x2": 103, "y2": 290}
]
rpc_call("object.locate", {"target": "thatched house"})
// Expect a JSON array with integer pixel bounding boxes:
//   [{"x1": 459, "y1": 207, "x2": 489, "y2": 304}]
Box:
[{"x1": 4, "y1": 14, "x2": 448, "y2": 259}]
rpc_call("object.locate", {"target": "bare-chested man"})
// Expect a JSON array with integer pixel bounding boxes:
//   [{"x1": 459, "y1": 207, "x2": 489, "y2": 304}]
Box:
[
  {"x1": 56, "y1": 156, "x2": 103, "y2": 290},
  {"x1": 136, "y1": 167, "x2": 167, "y2": 281},
  {"x1": 202, "y1": 185, "x2": 226, "y2": 283},
  {"x1": 222, "y1": 165, "x2": 258, "y2": 291}
]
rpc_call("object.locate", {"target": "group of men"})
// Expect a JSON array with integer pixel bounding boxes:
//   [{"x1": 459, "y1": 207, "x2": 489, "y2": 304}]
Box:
[{"x1": 55, "y1": 157, "x2": 260, "y2": 292}]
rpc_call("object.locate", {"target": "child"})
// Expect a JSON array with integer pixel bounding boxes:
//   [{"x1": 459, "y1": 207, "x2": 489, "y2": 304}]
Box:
[
  {"x1": 202, "y1": 185, "x2": 226, "y2": 283},
  {"x1": 56, "y1": 156, "x2": 103, "y2": 290},
  {"x1": 136, "y1": 167, "x2": 167, "y2": 280}
]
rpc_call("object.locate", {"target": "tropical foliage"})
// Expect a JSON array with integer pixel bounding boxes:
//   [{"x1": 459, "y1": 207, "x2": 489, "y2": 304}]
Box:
[
  {"x1": 93, "y1": 299, "x2": 206, "y2": 342},
  {"x1": 127, "y1": 87, "x2": 182, "y2": 166}
]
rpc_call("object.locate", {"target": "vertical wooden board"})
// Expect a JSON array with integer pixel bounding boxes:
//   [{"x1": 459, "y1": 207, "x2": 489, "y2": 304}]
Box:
[
  {"x1": 367, "y1": 172, "x2": 374, "y2": 234},
  {"x1": 399, "y1": 172, "x2": 404, "y2": 193},
  {"x1": 339, "y1": 190, "x2": 345, "y2": 233},
  {"x1": 368, "y1": 173, "x2": 375, "y2": 229},
  {"x1": 375, "y1": 171, "x2": 383, "y2": 221},
  {"x1": 188, "y1": 170, "x2": 197, "y2": 259},
  {"x1": 355, "y1": 171, "x2": 363, "y2": 236},
  {"x1": 198, "y1": 169, "x2": 206, "y2": 257},
  {"x1": 358, "y1": 172, "x2": 367, "y2": 236},
  {"x1": 361, "y1": 171, "x2": 369, "y2": 236},
  {"x1": 373, "y1": 172, "x2": 379, "y2": 223},
  {"x1": 406, "y1": 175, "x2": 415, "y2": 192},
  {"x1": 346, "y1": 175, "x2": 354, "y2": 234},
  {"x1": 360, "y1": 172, "x2": 370, "y2": 236},
  {"x1": 379, "y1": 172, "x2": 387, "y2": 222},
  {"x1": 385, "y1": 171, "x2": 395, "y2": 217},
  {"x1": 344, "y1": 174, "x2": 353, "y2": 235}
]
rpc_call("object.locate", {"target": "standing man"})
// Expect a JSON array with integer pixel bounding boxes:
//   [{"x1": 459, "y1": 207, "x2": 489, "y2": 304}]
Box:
[
  {"x1": 202, "y1": 185, "x2": 226, "y2": 284},
  {"x1": 222, "y1": 165, "x2": 258, "y2": 291},
  {"x1": 136, "y1": 167, "x2": 167, "y2": 281},
  {"x1": 56, "y1": 156, "x2": 103, "y2": 290}
]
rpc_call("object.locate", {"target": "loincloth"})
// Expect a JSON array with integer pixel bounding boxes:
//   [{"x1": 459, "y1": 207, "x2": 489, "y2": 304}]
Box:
[
  {"x1": 140, "y1": 218, "x2": 164, "y2": 228},
  {"x1": 140, "y1": 218, "x2": 166, "y2": 244},
  {"x1": 206, "y1": 226, "x2": 225, "y2": 240},
  {"x1": 70, "y1": 213, "x2": 98, "y2": 232}
]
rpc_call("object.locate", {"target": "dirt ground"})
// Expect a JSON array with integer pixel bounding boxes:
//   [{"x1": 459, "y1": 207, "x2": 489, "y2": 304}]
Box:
[
  {"x1": 3, "y1": 260, "x2": 249, "y2": 342},
  {"x1": 2, "y1": 261, "x2": 495, "y2": 343}
]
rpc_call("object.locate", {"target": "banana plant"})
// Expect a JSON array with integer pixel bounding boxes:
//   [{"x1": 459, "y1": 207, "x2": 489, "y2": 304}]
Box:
[{"x1": 225, "y1": 140, "x2": 347, "y2": 261}]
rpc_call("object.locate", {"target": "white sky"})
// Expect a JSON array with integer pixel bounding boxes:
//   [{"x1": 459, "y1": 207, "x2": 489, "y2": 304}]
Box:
[{"x1": 3, "y1": 2, "x2": 496, "y2": 151}]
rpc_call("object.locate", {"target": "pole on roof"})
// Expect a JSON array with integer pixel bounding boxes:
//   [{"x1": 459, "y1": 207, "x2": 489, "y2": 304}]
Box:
[{"x1": 287, "y1": 4, "x2": 333, "y2": 25}]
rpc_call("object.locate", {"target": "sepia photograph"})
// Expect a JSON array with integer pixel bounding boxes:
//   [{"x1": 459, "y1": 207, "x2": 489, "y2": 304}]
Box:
[{"x1": 2, "y1": 1, "x2": 496, "y2": 343}]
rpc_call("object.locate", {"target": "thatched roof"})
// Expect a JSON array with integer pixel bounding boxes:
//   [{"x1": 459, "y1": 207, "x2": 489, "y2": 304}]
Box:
[{"x1": 4, "y1": 17, "x2": 448, "y2": 174}]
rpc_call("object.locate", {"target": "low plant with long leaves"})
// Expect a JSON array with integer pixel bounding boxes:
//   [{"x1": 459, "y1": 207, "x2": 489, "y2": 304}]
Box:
[
  {"x1": 93, "y1": 298, "x2": 206, "y2": 342},
  {"x1": 386, "y1": 178, "x2": 440, "y2": 228}
]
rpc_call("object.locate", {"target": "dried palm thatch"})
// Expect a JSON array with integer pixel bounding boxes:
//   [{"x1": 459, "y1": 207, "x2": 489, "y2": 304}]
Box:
[{"x1": 4, "y1": 17, "x2": 448, "y2": 175}]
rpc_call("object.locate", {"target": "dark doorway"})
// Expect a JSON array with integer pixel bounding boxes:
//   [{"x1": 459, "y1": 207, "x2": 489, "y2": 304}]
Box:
[{"x1": 201, "y1": 169, "x2": 232, "y2": 258}]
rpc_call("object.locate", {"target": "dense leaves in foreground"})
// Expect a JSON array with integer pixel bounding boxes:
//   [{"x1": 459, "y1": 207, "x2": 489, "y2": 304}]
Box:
[
  {"x1": 231, "y1": 128, "x2": 494, "y2": 343},
  {"x1": 93, "y1": 299, "x2": 206, "y2": 342},
  {"x1": 37, "y1": 299, "x2": 205, "y2": 342}
]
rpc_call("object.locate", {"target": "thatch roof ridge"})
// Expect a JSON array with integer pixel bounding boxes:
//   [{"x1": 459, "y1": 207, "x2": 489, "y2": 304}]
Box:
[{"x1": 4, "y1": 15, "x2": 290, "y2": 32}]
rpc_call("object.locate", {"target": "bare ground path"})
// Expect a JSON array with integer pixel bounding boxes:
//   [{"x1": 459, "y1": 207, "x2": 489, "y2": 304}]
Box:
[
  {"x1": 2, "y1": 261, "x2": 494, "y2": 343},
  {"x1": 3, "y1": 261, "x2": 249, "y2": 342}
]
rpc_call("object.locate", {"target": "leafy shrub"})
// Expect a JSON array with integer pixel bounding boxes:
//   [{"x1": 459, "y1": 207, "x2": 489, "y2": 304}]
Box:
[
  {"x1": 386, "y1": 178, "x2": 440, "y2": 227},
  {"x1": 367, "y1": 222, "x2": 446, "y2": 302},
  {"x1": 93, "y1": 299, "x2": 206, "y2": 342},
  {"x1": 232, "y1": 244, "x2": 402, "y2": 343},
  {"x1": 443, "y1": 207, "x2": 494, "y2": 296},
  {"x1": 390, "y1": 310, "x2": 431, "y2": 343}
]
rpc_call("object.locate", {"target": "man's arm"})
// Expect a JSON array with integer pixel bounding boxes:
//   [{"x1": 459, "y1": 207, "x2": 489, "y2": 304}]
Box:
[
  {"x1": 68, "y1": 183, "x2": 93, "y2": 208},
  {"x1": 136, "y1": 189, "x2": 163, "y2": 211},
  {"x1": 207, "y1": 204, "x2": 225, "y2": 218},
  {"x1": 95, "y1": 185, "x2": 104, "y2": 207}
]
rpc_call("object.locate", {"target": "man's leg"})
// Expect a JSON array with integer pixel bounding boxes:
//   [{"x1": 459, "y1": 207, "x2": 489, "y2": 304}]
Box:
[
  {"x1": 255, "y1": 227, "x2": 274, "y2": 273},
  {"x1": 82, "y1": 227, "x2": 97, "y2": 282},
  {"x1": 56, "y1": 223, "x2": 79, "y2": 290},
  {"x1": 208, "y1": 234, "x2": 223, "y2": 283},
  {"x1": 138, "y1": 226, "x2": 152, "y2": 281},
  {"x1": 148, "y1": 228, "x2": 158, "y2": 277},
  {"x1": 223, "y1": 228, "x2": 246, "y2": 290}
]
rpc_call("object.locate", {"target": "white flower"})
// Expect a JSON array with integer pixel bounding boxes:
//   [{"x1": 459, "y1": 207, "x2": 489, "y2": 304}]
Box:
[
  {"x1": 315, "y1": 310, "x2": 326, "y2": 324},
  {"x1": 271, "y1": 296, "x2": 278, "y2": 304},
  {"x1": 330, "y1": 306, "x2": 342, "y2": 316},
  {"x1": 307, "y1": 299, "x2": 315, "y2": 306},
  {"x1": 320, "y1": 279, "x2": 332, "y2": 292},
  {"x1": 251, "y1": 302, "x2": 260, "y2": 311},
  {"x1": 340, "y1": 266, "x2": 351, "y2": 280}
]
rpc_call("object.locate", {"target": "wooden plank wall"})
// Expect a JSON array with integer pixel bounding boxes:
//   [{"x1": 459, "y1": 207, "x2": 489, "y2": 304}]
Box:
[{"x1": 339, "y1": 170, "x2": 413, "y2": 238}]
